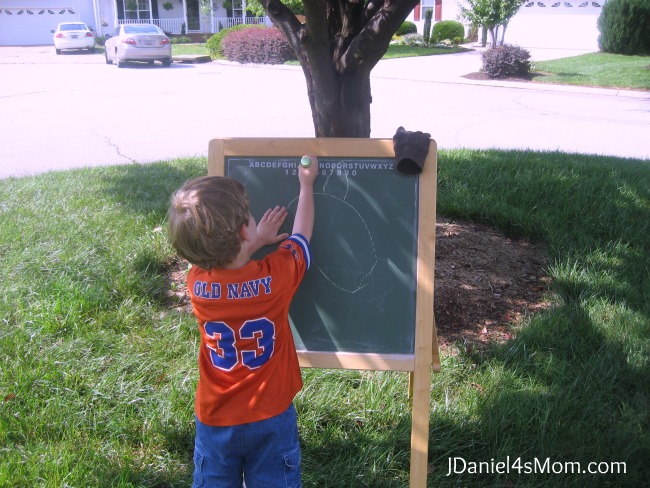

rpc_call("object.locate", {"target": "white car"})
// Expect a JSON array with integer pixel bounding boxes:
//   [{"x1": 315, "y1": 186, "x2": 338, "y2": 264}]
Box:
[
  {"x1": 104, "y1": 24, "x2": 172, "y2": 68},
  {"x1": 51, "y1": 22, "x2": 96, "y2": 55}
]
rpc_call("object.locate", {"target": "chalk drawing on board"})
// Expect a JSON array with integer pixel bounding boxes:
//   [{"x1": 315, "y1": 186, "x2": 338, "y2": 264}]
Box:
[{"x1": 286, "y1": 172, "x2": 381, "y2": 294}]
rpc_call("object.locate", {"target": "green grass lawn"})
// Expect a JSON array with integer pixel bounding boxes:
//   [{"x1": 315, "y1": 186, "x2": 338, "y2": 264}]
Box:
[
  {"x1": 532, "y1": 53, "x2": 650, "y2": 91},
  {"x1": 385, "y1": 44, "x2": 467, "y2": 58},
  {"x1": 171, "y1": 42, "x2": 209, "y2": 56},
  {"x1": 1, "y1": 150, "x2": 648, "y2": 487}
]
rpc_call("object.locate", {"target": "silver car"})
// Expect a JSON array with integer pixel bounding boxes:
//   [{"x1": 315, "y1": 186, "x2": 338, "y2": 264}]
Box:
[
  {"x1": 51, "y1": 22, "x2": 96, "y2": 55},
  {"x1": 104, "y1": 24, "x2": 172, "y2": 68}
]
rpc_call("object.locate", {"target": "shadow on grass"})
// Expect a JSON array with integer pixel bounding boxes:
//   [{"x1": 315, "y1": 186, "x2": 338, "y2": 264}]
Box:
[
  {"x1": 427, "y1": 149, "x2": 650, "y2": 487},
  {"x1": 95, "y1": 160, "x2": 205, "y2": 305},
  {"x1": 300, "y1": 414, "x2": 413, "y2": 488},
  {"x1": 294, "y1": 298, "x2": 649, "y2": 488},
  {"x1": 99, "y1": 159, "x2": 204, "y2": 218},
  {"x1": 427, "y1": 301, "x2": 649, "y2": 487}
]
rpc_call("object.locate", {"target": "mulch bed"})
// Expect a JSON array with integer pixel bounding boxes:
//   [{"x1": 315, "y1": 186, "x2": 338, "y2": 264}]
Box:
[{"x1": 165, "y1": 217, "x2": 553, "y2": 354}]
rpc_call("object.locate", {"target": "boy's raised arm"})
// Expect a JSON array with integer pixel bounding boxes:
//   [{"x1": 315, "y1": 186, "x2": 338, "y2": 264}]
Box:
[{"x1": 292, "y1": 156, "x2": 319, "y2": 242}]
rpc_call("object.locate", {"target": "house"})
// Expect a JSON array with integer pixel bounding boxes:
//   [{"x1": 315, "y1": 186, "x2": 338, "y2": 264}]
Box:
[
  {"x1": 408, "y1": 0, "x2": 603, "y2": 50},
  {"x1": 1, "y1": 0, "x2": 603, "y2": 50},
  {"x1": 0, "y1": 0, "x2": 268, "y2": 46}
]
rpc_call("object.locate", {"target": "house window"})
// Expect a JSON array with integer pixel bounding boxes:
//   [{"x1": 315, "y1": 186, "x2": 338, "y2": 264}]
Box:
[
  {"x1": 232, "y1": 0, "x2": 244, "y2": 18},
  {"x1": 124, "y1": 0, "x2": 150, "y2": 21},
  {"x1": 420, "y1": 0, "x2": 442, "y2": 21}
]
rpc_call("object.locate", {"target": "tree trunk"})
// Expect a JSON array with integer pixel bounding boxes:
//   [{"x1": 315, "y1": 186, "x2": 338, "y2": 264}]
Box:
[
  {"x1": 260, "y1": 0, "x2": 419, "y2": 138},
  {"x1": 488, "y1": 25, "x2": 499, "y2": 48},
  {"x1": 500, "y1": 22, "x2": 509, "y2": 46},
  {"x1": 303, "y1": 61, "x2": 372, "y2": 137}
]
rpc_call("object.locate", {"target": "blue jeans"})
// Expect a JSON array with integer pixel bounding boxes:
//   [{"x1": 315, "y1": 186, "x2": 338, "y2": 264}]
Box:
[{"x1": 192, "y1": 403, "x2": 302, "y2": 488}]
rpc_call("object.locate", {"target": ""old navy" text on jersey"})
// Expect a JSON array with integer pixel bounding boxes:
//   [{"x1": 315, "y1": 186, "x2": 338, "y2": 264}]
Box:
[{"x1": 193, "y1": 276, "x2": 272, "y2": 300}]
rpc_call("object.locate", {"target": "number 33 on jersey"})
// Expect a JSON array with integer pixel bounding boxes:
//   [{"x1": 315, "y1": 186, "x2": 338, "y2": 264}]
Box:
[{"x1": 204, "y1": 318, "x2": 275, "y2": 371}]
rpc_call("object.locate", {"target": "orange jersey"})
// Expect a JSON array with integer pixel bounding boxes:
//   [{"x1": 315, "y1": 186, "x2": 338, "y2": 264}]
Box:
[{"x1": 188, "y1": 235, "x2": 310, "y2": 426}]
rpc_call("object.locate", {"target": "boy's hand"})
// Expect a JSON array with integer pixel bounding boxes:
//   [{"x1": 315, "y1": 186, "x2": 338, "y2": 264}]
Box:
[
  {"x1": 298, "y1": 155, "x2": 319, "y2": 187},
  {"x1": 256, "y1": 206, "x2": 289, "y2": 246}
]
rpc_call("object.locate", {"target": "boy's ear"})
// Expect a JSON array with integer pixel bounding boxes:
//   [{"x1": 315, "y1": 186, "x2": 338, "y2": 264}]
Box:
[{"x1": 238, "y1": 222, "x2": 251, "y2": 242}]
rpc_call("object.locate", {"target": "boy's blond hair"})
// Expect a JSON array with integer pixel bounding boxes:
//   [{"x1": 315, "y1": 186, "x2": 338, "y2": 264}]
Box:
[{"x1": 167, "y1": 176, "x2": 250, "y2": 270}]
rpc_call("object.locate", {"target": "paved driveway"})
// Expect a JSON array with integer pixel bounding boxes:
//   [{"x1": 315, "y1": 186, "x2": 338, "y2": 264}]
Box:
[{"x1": 1, "y1": 46, "x2": 648, "y2": 179}]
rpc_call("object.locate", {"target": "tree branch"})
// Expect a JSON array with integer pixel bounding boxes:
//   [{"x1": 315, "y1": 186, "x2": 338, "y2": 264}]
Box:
[
  {"x1": 338, "y1": 0, "x2": 419, "y2": 73},
  {"x1": 330, "y1": 0, "x2": 365, "y2": 65},
  {"x1": 259, "y1": 0, "x2": 303, "y2": 49},
  {"x1": 362, "y1": 1, "x2": 382, "y2": 24}
]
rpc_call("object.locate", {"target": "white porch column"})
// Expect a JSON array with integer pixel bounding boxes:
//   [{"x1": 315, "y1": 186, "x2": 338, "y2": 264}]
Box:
[
  {"x1": 113, "y1": 0, "x2": 119, "y2": 27},
  {"x1": 92, "y1": 0, "x2": 102, "y2": 35},
  {"x1": 242, "y1": 0, "x2": 246, "y2": 23},
  {"x1": 210, "y1": 0, "x2": 215, "y2": 33}
]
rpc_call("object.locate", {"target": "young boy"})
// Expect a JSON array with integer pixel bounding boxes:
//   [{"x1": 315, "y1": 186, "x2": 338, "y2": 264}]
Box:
[{"x1": 167, "y1": 157, "x2": 319, "y2": 488}]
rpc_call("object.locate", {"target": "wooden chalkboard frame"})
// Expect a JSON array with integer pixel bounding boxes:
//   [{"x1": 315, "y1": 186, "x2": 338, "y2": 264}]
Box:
[{"x1": 208, "y1": 138, "x2": 439, "y2": 488}]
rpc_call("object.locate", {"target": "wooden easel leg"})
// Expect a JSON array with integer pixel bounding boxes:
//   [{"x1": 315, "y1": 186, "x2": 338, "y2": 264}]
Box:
[{"x1": 409, "y1": 368, "x2": 430, "y2": 488}]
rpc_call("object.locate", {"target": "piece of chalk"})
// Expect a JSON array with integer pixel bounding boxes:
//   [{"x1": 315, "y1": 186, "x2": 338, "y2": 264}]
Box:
[{"x1": 300, "y1": 156, "x2": 312, "y2": 168}]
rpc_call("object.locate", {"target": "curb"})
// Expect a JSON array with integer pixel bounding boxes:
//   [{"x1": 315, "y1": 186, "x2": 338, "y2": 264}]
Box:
[{"x1": 173, "y1": 54, "x2": 212, "y2": 64}]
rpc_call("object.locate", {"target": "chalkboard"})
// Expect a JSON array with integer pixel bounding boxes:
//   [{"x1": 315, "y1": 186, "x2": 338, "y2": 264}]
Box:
[
  {"x1": 227, "y1": 156, "x2": 418, "y2": 356},
  {"x1": 209, "y1": 138, "x2": 439, "y2": 372}
]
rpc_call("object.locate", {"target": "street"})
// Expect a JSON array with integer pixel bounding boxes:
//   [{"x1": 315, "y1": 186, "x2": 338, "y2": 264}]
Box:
[{"x1": 0, "y1": 46, "x2": 648, "y2": 179}]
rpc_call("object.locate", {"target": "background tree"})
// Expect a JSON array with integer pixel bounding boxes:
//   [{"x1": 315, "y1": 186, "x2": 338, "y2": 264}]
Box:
[
  {"x1": 458, "y1": 0, "x2": 524, "y2": 48},
  {"x1": 597, "y1": 0, "x2": 650, "y2": 55},
  {"x1": 423, "y1": 8, "x2": 433, "y2": 46},
  {"x1": 246, "y1": 0, "x2": 420, "y2": 138}
]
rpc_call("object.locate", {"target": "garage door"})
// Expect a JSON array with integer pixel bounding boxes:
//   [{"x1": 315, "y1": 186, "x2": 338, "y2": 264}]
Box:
[
  {"x1": 0, "y1": 7, "x2": 80, "y2": 46},
  {"x1": 506, "y1": 1, "x2": 603, "y2": 50}
]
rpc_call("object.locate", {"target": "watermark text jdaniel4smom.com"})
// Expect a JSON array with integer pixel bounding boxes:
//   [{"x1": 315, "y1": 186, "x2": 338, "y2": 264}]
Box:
[{"x1": 447, "y1": 457, "x2": 627, "y2": 476}]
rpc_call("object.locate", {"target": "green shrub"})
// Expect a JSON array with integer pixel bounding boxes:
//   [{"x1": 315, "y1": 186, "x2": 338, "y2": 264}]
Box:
[
  {"x1": 206, "y1": 24, "x2": 266, "y2": 59},
  {"x1": 221, "y1": 27, "x2": 296, "y2": 64},
  {"x1": 396, "y1": 21, "x2": 417, "y2": 36},
  {"x1": 432, "y1": 20, "x2": 464, "y2": 43},
  {"x1": 598, "y1": 0, "x2": 650, "y2": 55},
  {"x1": 482, "y1": 44, "x2": 531, "y2": 78}
]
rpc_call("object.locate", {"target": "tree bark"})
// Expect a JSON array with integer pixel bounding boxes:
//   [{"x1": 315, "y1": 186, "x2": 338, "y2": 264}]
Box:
[
  {"x1": 260, "y1": 0, "x2": 419, "y2": 138},
  {"x1": 500, "y1": 22, "x2": 508, "y2": 46},
  {"x1": 487, "y1": 24, "x2": 499, "y2": 48}
]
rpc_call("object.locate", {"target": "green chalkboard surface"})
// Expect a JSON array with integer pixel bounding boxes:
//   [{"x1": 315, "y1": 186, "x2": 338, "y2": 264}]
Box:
[{"x1": 226, "y1": 156, "x2": 419, "y2": 355}]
